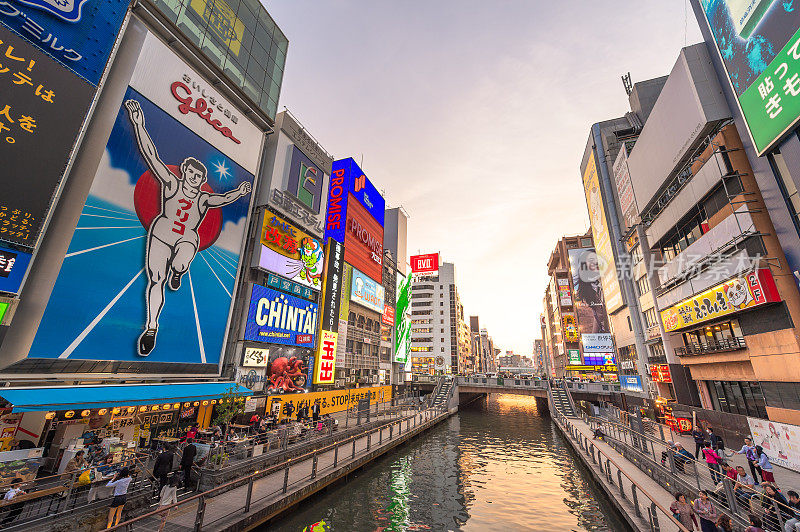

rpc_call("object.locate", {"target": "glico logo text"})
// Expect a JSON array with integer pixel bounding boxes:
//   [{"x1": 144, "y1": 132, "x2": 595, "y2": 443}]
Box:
[{"x1": 348, "y1": 217, "x2": 382, "y2": 265}]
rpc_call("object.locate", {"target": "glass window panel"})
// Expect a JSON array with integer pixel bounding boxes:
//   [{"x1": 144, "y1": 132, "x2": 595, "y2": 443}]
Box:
[{"x1": 729, "y1": 382, "x2": 747, "y2": 416}]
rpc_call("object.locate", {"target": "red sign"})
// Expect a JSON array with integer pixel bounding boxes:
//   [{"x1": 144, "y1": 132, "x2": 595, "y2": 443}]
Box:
[
  {"x1": 410, "y1": 253, "x2": 439, "y2": 274},
  {"x1": 344, "y1": 194, "x2": 383, "y2": 283},
  {"x1": 382, "y1": 305, "x2": 395, "y2": 326},
  {"x1": 296, "y1": 334, "x2": 312, "y2": 344},
  {"x1": 170, "y1": 81, "x2": 241, "y2": 144},
  {"x1": 650, "y1": 364, "x2": 672, "y2": 383}
]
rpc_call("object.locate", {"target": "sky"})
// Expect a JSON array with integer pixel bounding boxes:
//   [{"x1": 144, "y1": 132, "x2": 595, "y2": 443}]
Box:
[{"x1": 265, "y1": 0, "x2": 704, "y2": 356}]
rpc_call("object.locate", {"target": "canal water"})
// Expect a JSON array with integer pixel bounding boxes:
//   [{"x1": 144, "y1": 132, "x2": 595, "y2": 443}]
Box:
[{"x1": 270, "y1": 394, "x2": 631, "y2": 532}]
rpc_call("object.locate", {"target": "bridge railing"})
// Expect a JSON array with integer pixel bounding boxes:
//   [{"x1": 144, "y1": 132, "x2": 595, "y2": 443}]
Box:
[
  {"x1": 552, "y1": 409, "x2": 690, "y2": 532},
  {"x1": 564, "y1": 380, "x2": 622, "y2": 394},
  {"x1": 455, "y1": 376, "x2": 548, "y2": 390}
]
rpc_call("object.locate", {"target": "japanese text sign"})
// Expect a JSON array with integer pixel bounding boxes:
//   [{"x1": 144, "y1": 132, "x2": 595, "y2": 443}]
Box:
[
  {"x1": 258, "y1": 208, "x2": 323, "y2": 292},
  {"x1": 344, "y1": 196, "x2": 383, "y2": 283},
  {"x1": 660, "y1": 268, "x2": 780, "y2": 332},
  {"x1": 698, "y1": 0, "x2": 800, "y2": 154},
  {"x1": 313, "y1": 330, "x2": 337, "y2": 384},
  {"x1": 382, "y1": 304, "x2": 395, "y2": 327},
  {"x1": 0, "y1": 244, "x2": 31, "y2": 294},
  {"x1": 650, "y1": 364, "x2": 672, "y2": 383},
  {"x1": 244, "y1": 283, "x2": 318, "y2": 347},
  {"x1": 319, "y1": 238, "x2": 344, "y2": 332},
  {"x1": 0, "y1": 0, "x2": 129, "y2": 86},
  {"x1": 242, "y1": 346, "x2": 269, "y2": 367},
  {"x1": 0, "y1": 25, "x2": 92, "y2": 248}
]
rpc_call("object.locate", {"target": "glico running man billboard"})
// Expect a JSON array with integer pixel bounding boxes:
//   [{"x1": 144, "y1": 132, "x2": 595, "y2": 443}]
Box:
[
  {"x1": 698, "y1": 0, "x2": 800, "y2": 154},
  {"x1": 29, "y1": 33, "x2": 263, "y2": 365}
]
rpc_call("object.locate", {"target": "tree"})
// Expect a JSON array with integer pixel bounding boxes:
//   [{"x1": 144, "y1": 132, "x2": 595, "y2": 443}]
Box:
[{"x1": 211, "y1": 385, "x2": 246, "y2": 428}]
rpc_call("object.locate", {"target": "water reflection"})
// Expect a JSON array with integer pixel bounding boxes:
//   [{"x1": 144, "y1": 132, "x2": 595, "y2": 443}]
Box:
[{"x1": 270, "y1": 394, "x2": 630, "y2": 532}]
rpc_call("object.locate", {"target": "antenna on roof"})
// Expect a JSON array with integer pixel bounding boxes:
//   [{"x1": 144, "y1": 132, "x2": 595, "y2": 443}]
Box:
[{"x1": 622, "y1": 72, "x2": 633, "y2": 96}]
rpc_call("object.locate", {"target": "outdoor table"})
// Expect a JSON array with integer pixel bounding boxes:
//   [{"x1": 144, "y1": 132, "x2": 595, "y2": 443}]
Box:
[{"x1": 86, "y1": 475, "x2": 115, "y2": 502}]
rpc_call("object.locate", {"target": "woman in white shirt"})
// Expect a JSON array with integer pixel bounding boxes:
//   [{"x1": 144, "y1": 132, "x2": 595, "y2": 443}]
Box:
[
  {"x1": 158, "y1": 474, "x2": 179, "y2": 531},
  {"x1": 106, "y1": 467, "x2": 132, "y2": 529}
]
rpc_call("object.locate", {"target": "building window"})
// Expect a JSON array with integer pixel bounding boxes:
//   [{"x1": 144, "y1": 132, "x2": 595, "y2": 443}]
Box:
[
  {"x1": 643, "y1": 308, "x2": 658, "y2": 328},
  {"x1": 636, "y1": 276, "x2": 651, "y2": 297},
  {"x1": 709, "y1": 380, "x2": 768, "y2": 419},
  {"x1": 769, "y1": 148, "x2": 800, "y2": 238},
  {"x1": 630, "y1": 244, "x2": 643, "y2": 265}
]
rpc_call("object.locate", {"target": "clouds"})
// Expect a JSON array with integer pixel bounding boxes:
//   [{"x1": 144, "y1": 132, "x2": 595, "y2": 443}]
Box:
[
  {"x1": 266, "y1": 0, "x2": 703, "y2": 355},
  {"x1": 90, "y1": 149, "x2": 137, "y2": 211}
]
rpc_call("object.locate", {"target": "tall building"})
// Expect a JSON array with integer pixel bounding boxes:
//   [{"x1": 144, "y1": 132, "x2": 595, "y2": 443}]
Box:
[{"x1": 410, "y1": 261, "x2": 472, "y2": 374}]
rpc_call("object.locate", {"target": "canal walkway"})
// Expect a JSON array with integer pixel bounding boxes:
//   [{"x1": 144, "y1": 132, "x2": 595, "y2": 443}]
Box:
[{"x1": 108, "y1": 404, "x2": 454, "y2": 531}]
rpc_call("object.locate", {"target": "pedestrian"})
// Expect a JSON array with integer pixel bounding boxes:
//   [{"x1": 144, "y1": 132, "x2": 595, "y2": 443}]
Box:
[
  {"x1": 0, "y1": 478, "x2": 26, "y2": 526},
  {"x1": 106, "y1": 467, "x2": 132, "y2": 529},
  {"x1": 311, "y1": 400, "x2": 320, "y2": 422},
  {"x1": 675, "y1": 443, "x2": 694, "y2": 473},
  {"x1": 157, "y1": 474, "x2": 179, "y2": 531},
  {"x1": 703, "y1": 442, "x2": 723, "y2": 484},
  {"x1": 716, "y1": 514, "x2": 733, "y2": 532},
  {"x1": 708, "y1": 427, "x2": 723, "y2": 452},
  {"x1": 738, "y1": 437, "x2": 761, "y2": 485},
  {"x1": 64, "y1": 450, "x2": 87, "y2": 473},
  {"x1": 669, "y1": 492, "x2": 696, "y2": 530},
  {"x1": 185, "y1": 424, "x2": 199, "y2": 440},
  {"x1": 762, "y1": 483, "x2": 792, "y2": 531},
  {"x1": 153, "y1": 444, "x2": 175, "y2": 494},
  {"x1": 694, "y1": 490, "x2": 719, "y2": 532},
  {"x1": 782, "y1": 490, "x2": 800, "y2": 532},
  {"x1": 735, "y1": 465, "x2": 757, "y2": 504},
  {"x1": 693, "y1": 426, "x2": 707, "y2": 459},
  {"x1": 756, "y1": 446, "x2": 776, "y2": 483},
  {"x1": 181, "y1": 438, "x2": 197, "y2": 490},
  {"x1": 747, "y1": 514, "x2": 765, "y2": 532},
  {"x1": 723, "y1": 462, "x2": 738, "y2": 481}
]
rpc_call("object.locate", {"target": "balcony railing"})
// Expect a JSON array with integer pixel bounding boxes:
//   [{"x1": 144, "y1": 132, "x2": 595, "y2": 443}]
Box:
[{"x1": 675, "y1": 336, "x2": 746, "y2": 356}]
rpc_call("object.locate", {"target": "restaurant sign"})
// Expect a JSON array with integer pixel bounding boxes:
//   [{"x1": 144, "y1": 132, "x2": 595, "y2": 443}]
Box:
[
  {"x1": 660, "y1": 269, "x2": 781, "y2": 332},
  {"x1": 565, "y1": 365, "x2": 618, "y2": 373}
]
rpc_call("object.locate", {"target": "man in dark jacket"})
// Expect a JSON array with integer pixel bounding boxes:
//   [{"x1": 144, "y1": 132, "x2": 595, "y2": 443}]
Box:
[
  {"x1": 181, "y1": 439, "x2": 197, "y2": 490},
  {"x1": 692, "y1": 427, "x2": 706, "y2": 459},
  {"x1": 153, "y1": 444, "x2": 175, "y2": 493}
]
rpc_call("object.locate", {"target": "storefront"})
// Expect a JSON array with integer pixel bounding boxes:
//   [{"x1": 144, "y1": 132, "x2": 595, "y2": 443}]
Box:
[{"x1": 0, "y1": 382, "x2": 251, "y2": 475}]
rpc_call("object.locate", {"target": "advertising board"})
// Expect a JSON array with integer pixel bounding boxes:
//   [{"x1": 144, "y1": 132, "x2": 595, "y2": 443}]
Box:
[
  {"x1": 30, "y1": 32, "x2": 260, "y2": 365},
  {"x1": 344, "y1": 196, "x2": 384, "y2": 283},
  {"x1": 567, "y1": 349, "x2": 581, "y2": 365},
  {"x1": 313, "y1": 330, "x2": 337, "y2": 384},
  {"x1": 568, "y1": 247, "x2": 611, "y2": 336},
  {"x1": 660, "y1": 268, "x2": 781, "y2": 332},
  {"x1": 613, "y1": 144, "x2": 638, "y2": 232},
  {"x1": 748, "y1": 417, "x2": 800, "y2": 473},
  {"x1": 262, "y1": 347, "x2": 312, "y2": 394},
  {"x1": 324, "y1": 158, "x2": 384, "y2": 243},
  {"x1": 583, "y1": 353, "x2": 616, "y2": 366},
  {"x1": 257, "y1": 209, "x2": 323, "y2": 291},
  {"x1": 581, "y1": 333, "x2": 614, "y2": 353},
  {"x1": 266, "y1": 385, "x2": 392, "y2": 421},
  {"x1": 562, "y1": 315, "x2": 578, "y2": 342},
  {"x1": 0, "y1": 0, "x2": 128, "y2": 86},
  {"x1": 621, "y1": 375, "x2": 644, "y2": 393},
  {"x1": 557, "y1": 278, "x2": 573, "y2": 307},
  {"x1": 265, "y1": 272, "x2": 315, "y2": 301},
  {"x1": 350, "y1": 267, "x2": 385, "y2": 314},
  {"x1": 0, "y1": 246, "x2": 32, "y2": 295},
  {"x1": 394, "y1": 272, "x2": 412, "y2": 364},
  {"x1": 582, "y1": 154, "x2": 622, "y2": 314},
  {"x1": 382, "y1": 304, "x2": 395, "y2": 327},
  {"x1": 244, "y1": 284, "x2": 317, "y2": 347},
  {"x1": 242, "y1": 346, "x2": 269, "y2": 367},
  {"x1": 565, "y1": 365, "x2": 618, "y2": 373},
  {"x1": 410, "y1": 253, "x2": 439, "y2": 274},
  {"x1": 698, "y1": 0, "x2": 800, "y2": 154},
  {"x1": 649, "y1": 364, "x2": 672, "y2": 383},
  {"x1": 318, "y1": 238, "x2": 344, "y2": 333},
  {"x1": 0, "y1": 26, "x2": 94, "y2": 249}
]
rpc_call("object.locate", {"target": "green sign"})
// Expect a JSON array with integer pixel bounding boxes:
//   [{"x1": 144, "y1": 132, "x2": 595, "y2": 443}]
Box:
[
  {"x1": 699, "y1": 1, "x2": 800, "y2": 154},
  {"x1": 567, "y1": 349, "x2": 581, "y2": 365},
  {"x1": 394, "y1": 272, "x2": 412, "y2": 364},
  {"x1": 0, "y1": 301, "x2": 9, "y2": 325}
]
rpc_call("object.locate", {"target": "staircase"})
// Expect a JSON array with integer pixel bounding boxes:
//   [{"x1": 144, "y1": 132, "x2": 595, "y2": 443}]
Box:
[
  {"x1": 549, "y1": 381, "x2": 577, "y2": 417},
  {"x1": 431, "y1": 378, "x2": 454, "y2": 409}
]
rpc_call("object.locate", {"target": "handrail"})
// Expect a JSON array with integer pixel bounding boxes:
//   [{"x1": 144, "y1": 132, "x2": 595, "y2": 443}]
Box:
[
  {"x1": 107, "y1": 405, "x2": 440, "y2": 531},
  {"x1": 553, "y1": 410, "x2": 690, "y2": 532}
]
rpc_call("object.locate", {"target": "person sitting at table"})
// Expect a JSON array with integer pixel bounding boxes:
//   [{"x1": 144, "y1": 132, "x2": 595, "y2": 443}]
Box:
[
  {"x1": 1, "y1": 478, "x2": 26, "y2": 526},
  {"x1": 95, "y1": 455, "x2": 116, "y2": 478},
  {"x1": 184, "y1": 424, "x2": 199, "y2": 441},
  {"x1": 65, "y1": 450, "x2": 87, "y2": 474}
]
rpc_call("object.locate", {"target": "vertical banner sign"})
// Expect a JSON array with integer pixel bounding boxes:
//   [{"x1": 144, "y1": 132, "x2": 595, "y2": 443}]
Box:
[
  {"x1": 314, "y1": 330, "x2": 337, "y2": 384},
  {"x1": 698, "y1": 0, "x2": 800, "y2": 154},
  {"x1": 613, "y1": 144, "x2": 638, "y2": 232},
  {"x1": 394, "y1": 272, "x2": 412, "y2": 364},
  {"x1": 0, "y1": 26, "x2": 93, "y2": 248},
  {"x1": 319, "y1": 238, "x2": 344, "y2": 333}
]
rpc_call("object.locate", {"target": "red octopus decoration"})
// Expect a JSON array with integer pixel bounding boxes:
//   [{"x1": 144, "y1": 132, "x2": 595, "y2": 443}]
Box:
[{"x1": 267, "y1": 356, "x2": 307, "y2": 393}]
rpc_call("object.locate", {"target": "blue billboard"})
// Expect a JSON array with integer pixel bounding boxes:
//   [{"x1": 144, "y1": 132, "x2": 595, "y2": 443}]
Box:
[
  {"x1": 324, "y1": 158, "x2": 384, "y2": 243},
  {"x1": 621, "y1": 375, "x2": 643, "y2": 393},
  {"x1": 0, "y1": 245, "x2": 32, "y2": 294},
  {"x1": 350, "y1": 266, "x2": 384, "y2": 314},
  {"x1": 29, "y1": 85, "x2": 255, "y2": 365},
  {"x1": 0, "y1": 0, "x2": 130, "y2": 86},
  {"x1": 244, "y1": 283, "x2": 318, "y2": 347}
]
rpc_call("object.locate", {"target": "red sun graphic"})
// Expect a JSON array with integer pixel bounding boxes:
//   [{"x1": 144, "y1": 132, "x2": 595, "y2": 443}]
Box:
[{"x1": 133, "y1": 165, "x2": 222, "y2": 250}]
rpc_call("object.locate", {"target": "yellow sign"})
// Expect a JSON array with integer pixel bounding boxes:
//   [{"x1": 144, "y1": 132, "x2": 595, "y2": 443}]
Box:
[
  {"x1": 582, "y1": 154, "x2": 623, "y2": 314},
  {"x1": 313, "y1": 330, "x2": 337, "y2": 384},
  {"x1": 562, "y1": 314, "x2": 579, "y2": 342},
  {"x1": 266, "y1": 385, "x2": 393, "y2": 421},
  {"x1": 190, "y1": 0, "x2": 245, "y2": 56},
  {"x1": 660, "y1": 268, "x2": 780, "y2": 332}
]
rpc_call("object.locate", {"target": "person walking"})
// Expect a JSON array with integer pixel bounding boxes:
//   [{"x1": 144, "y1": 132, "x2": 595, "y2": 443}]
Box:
[
  {"x1": 716, "y1": 514, "x2": 734, "y2": 532},
  {"x1": 702, "y1": 442, "x2": 723, "y2": 484},
  {"x1": 106, "y1": 467, "x2": 132, "y2": 529},
  {"x1": 738, "y1": 437, "x2": 761, "y2": 485},
  {"x1": 694, "y1": 490, "x2": 719, "y2": 532},
  {"x1": 756, "y1": 446, "x2": 775, "y2": 483},
  {"x1": 157, "y1": 474, "x2": 179, "y2": 531},
  {"x1": 181, "y1": 438, "x2": 197, "y2": 490},
  {"x1": 708, "y1": 427, "x2": 723, "y2": 451},
  {"x1": 153, "y1": 444, "x2": 175, "y2": 494},
  {"x1": 693, "y1": 426, "x2": 706, "y2": 459},
  {"x1": 0, "y1": 478, "x2": 26, "y2": 526},
  {"x1": 669, "y1": 492, "x2": 696, "y2": 530}
]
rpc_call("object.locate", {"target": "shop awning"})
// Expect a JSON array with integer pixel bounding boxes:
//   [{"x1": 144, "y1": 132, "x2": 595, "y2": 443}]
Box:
[{"x1": 0, "y1": 382, "x2": 252, "y2": 412}]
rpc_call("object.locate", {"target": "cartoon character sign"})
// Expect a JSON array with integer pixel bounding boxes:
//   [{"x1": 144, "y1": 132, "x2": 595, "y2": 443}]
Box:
[
  {"x1": 298, "y1": 237, "x2": 323, "y2": 286},
  {"x1": 30, "y1": 86, "x2": 256, "y2": 364},
  {"x1": 724, "y1": 277, "x2": 753, "y2": 309},
  {"x1": 258, "y1": 210, "x2": 323, "y2": 291}
]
